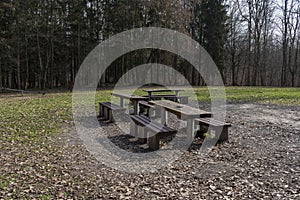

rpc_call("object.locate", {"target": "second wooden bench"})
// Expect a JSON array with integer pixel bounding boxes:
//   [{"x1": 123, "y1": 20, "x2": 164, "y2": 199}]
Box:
[
  {"x1": 195, "y1": 118, "x2": 231, "y2": 142},
  {"x1": 130, "y1": 115, "x2": 177, "y2": 150},
  {"x1": 99, "y1": 102, "x2": 126, "y2": 123}
]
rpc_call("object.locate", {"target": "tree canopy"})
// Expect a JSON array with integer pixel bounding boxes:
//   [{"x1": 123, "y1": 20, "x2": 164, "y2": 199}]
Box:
[{"x1": 0, "y1": 0, "x2": 299, "y2": 89}]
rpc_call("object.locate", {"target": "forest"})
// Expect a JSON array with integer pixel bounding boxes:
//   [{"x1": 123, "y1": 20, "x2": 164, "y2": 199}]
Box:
[{"x1": 0, "y1": 0, "x2": 299, "y2": 89}]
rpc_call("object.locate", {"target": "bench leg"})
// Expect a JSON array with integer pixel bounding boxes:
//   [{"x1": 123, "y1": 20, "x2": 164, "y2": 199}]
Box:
[
  {"x1": 218, "y1": 127, "x2": 229, "y2": 142},
  {"x1": 99, "y1": 104, "x2": 104, "y2": 117},
  {"x1": 137, "y1": 126, "x2": 147, "y2": 144},
  {"x1": 195, "y1": 123, "x2": 229, "y2": 142},
  {"x1": 148, "y1": 134, "x2": 160, "y2": 150},
  {"x1": 130, "y1": 122, "x2": 138, "y2": 136},
  {"x1": 103, "y1": 107, "x2": 109, "y2": 120},
  {"x1": 108, "y1": 109, "x2": 115, "y2": 123},
  {"x1": 207, "y1": 126, "x2": 228, "y2": 142}
]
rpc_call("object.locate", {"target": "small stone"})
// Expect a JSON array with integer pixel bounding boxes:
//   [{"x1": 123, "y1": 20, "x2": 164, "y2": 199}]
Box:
[{"x1": 209, "y1": 185, "x2": 216, "y2": 190}]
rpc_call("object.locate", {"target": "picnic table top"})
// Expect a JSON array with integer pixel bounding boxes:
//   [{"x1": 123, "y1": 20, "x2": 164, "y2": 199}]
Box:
[
  {"x1": 149, "y1": 100, "x2": 211, "y2": 119},
  {"x1": 112, "y1": 92, "x2": 149, "y2": 100}
]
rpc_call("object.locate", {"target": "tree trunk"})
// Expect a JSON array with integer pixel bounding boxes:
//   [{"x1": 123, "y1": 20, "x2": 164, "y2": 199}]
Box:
[
  {"x1": 16, "y1": 32, "x2": 21, "y2": 89},
  {"x1": 8, "y1": 69, "x2": 12, "y2": 88},
  {"x1": 281, "y1": 0, "x2": 289, "y2": 86},
  {"x1": 36, "y1": 28, "x2": 44, "y2": 89},
  {"x1": 0, "y1": 57, "x2": 2, "y2": 88},
  {"x1": 25, "y1": 35, "x2": 30, "y2": 89},
  {"x1": 246, "y1": 1, "x2": 252, "y2": 86},
  {"x1": 291, "y1": 39, "x2": 299, "y2": 87}
]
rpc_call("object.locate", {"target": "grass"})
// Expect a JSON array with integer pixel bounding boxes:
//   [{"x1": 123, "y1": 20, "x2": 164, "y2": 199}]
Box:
[
  {"x1": 112, "y1": 86, "x2": 300, "y2": 104},
  {"x1": 0, "y1": 93, "x2": 72, "y2": 143},
  {"x1": 224, "y1": 87, "x2": 300, "y2": 104},
  {"x1": 1, "y1": 86, "x2": 298, "y2": 142},
  {"x1": 194, "y1": 86, "x2": 300, "y2": 105}
]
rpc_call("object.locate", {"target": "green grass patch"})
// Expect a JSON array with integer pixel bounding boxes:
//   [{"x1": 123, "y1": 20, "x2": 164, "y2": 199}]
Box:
[
  {"x1": 0, "y1": 86, "x2": 299, "y2": 144},
  {"x1": 0, "y1": 93, "x2": 72, "y2": 143},
  {"x1": 189, "y1": 86, "x2": 300, "y2": 105},
  {"x1": 224, "y1": 87, "x2": 300, "y2": 105}
]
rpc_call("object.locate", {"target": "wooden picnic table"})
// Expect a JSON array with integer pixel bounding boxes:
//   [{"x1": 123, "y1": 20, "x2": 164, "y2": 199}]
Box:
[
  {"x1": 149, "y1": 100, "x2": 211, "y2": 143},
  {"x1": 112, "y1": 92, "x2": 149, "y2": 114},
  {"x1": 143, "y1": 88, "x2": 183, "y2": 98}
]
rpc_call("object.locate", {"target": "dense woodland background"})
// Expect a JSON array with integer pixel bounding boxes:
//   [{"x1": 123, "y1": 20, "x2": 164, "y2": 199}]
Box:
[{"x1": 0, "y1": 0, "x2": 299, "y2": 89}]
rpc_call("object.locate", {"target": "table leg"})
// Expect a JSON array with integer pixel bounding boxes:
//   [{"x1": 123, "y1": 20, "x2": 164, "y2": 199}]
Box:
[
  {"x1": 161, "y1": 109, "x2": 167, "y2": 126},
  {"x1": 175, "y1": 91, "x2": 180, "y2": 102},
  {"x1": 186, "y1": 118, "x2": 195, "y2": 145}
]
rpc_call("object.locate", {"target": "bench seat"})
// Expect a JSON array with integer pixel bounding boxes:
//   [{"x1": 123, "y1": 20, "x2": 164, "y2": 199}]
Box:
[
  {"x1": 130, "y1": 115, "x2": 176, "y2": 150},
  {"x1": 194, "y1": 118, "x2": 231, "y2": 142},
  {"x1": 99, "y1": 102, "x2": 126, "y2": 122}
]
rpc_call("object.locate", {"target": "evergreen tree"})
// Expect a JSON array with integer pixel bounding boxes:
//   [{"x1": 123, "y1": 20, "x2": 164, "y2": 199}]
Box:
[{"x1": 193, "y1": 0, "x2": 228, "y2": 76}]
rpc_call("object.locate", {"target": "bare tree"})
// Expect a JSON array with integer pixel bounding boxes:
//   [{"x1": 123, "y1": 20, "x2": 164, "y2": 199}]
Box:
[
  {"x1": 226, "y1": 0, "x2": 244, "y2": 85},
  {"x1": 279, "y1": 0, "x2": 296, "y2": 86},
  {"x1": 287, "y1": 2, "x2": 300, "y2": 86}
]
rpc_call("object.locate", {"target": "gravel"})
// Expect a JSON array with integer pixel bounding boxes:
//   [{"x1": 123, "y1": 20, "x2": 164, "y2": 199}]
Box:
[{"x1": 1, "y1": 103, "x2": 299, "y2": 199}]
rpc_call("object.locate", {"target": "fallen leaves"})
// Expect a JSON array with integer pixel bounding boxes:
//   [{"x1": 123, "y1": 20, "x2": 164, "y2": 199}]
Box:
[{"x1": 0, "y1": 93, "x2": 299, "y2": 199}]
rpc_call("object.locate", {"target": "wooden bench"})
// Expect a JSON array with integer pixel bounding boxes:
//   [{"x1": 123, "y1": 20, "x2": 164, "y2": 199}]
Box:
[
  {"x1": 130, "y1": 115, "x2": 177, "y2": 150},
  {"x1": 194, "y1": 118, "x2": 231, "y2": 142},
  {"x1": 98, "y1": 102, "x2": 126, "y2": 123}
]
